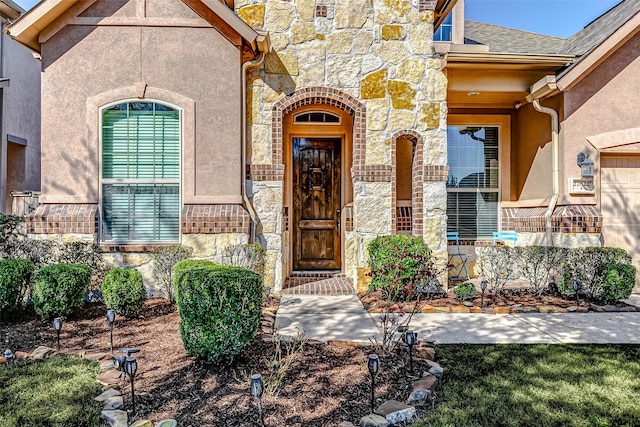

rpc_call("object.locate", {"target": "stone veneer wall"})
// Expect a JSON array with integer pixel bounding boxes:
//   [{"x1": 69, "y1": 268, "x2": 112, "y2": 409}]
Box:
[{"x1": 237, "y1": 0, "x2": 448, "y2": 290}]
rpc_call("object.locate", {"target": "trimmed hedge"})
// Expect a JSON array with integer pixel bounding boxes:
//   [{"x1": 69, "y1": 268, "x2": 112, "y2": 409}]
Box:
[
  {"x1": 454, "y1": 282, "x2": 476, "y2": 301},
  {"x1": 0, "y1": 258, "x2": 34, "y2": 320},
  {"x1": 173, "y1": 260, "x2": 262, "y2": 362},
  {"x1": 33, "y1": 263, "x2": 91, "y2": 320},
  {"x1": 102, "y1": 268, "x2": 147, "y2": 316},
  {"x1": 368, "y1": 235, "x2": 436, "y2": 301}
]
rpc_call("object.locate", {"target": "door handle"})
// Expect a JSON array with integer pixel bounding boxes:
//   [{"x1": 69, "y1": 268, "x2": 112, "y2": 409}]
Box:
[{"x1": 336, "y1": 209, "x2": 341, "y2": 235}]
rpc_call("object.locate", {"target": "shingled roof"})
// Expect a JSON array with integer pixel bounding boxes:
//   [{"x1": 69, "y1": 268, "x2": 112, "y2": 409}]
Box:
[{"x1": 463, "y1": 0, "x2": 640, "y2": 57}]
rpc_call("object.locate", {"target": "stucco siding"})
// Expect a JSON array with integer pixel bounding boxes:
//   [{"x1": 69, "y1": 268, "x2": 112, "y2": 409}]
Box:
[
  {"x1": 562, "y1": 32, "x2": 640, "y2": 204},
  {"x1": 40, "y1": 15, "x2": 242, "y2": 204}
]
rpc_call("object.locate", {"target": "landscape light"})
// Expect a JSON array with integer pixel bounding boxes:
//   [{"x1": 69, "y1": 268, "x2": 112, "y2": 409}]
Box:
[
  {"x1": 52, "y1": 317, "x2": 63, "y2": 352},
  {"x1": 124, "y1": 356, "x2": 138, "y2": 415},
  {"x1": 106, "y1": 309, "x2": 116, "y2": 353},
  {"x1": 480, "y1": 280, "x2": 488, "y2": 308},
  {"x1": 4, "y1": 349, "x2": 14, "y2": 364},
  {"x1": 368, "y1": 354, "x2": 379, "y2": 413},
  {"x1": 402, "y1": 330, "x2": 417, "y2": 372},
  {"x1": 572, "y1": 281, "x2": 580, "y2": 305},
  {"x1": 250, "y1": 374, "x2": 265, "y2": 427}
]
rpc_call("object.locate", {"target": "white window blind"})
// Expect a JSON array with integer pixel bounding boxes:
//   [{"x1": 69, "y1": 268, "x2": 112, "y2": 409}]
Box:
[
  {"x1": 102, "y1": 102, "x2": 180, "y2": 243},
  {"x1": 446, "y1": 126, "x2": 499, "y2": 239}
]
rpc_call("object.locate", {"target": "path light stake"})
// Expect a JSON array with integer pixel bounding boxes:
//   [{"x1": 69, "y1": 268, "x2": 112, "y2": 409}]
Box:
[
  {"x1": 53, "y1": 317, "x2": 63, "y2": 352},
  {"x1": 106, "y1": 309, "x2": 116, "y2": 354},
  {"x1": 402, "y1": 331, "x2": 417, "y2": 372},
  {"x1": 4, "y1": 349, "x2": 14, "y2": 364},
  {"x1": 250, "y1": 374, "x2": 265, "y2": 427},
  {"x1": 124, "y1": 356, "x2": 138, "y2": 416},
  {"x1": 368, "y1": 354, "x2": 379, "y2": 413},
  {"x1": 480, "y1": 280, "x2": 488, "y2": 308},
  {"x1": 572, "y1": 281, "x2": 580, "y2": 305}
]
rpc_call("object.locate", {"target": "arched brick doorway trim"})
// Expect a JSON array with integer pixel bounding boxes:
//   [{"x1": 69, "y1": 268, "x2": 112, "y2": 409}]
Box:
[
  {"x1": 391, "y1": 130, "x2": 424, "y2": 237},
  {"x1": 271, "y1": 87, "x2": 366, "y2": 176}
]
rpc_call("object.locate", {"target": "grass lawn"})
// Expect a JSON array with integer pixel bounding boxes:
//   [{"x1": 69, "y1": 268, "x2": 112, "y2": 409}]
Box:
[
  {"x1": 0, "y1": 356, "x2": 103, "y2": 427},
  {"x1": 412, "y1": 344, "x2": 640, "y2": 427}
]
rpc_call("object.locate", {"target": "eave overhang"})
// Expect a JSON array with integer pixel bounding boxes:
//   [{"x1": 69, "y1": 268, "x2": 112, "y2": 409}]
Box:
[{"x1": 445, "y1": 51, "x2": 575, "y2": 69}]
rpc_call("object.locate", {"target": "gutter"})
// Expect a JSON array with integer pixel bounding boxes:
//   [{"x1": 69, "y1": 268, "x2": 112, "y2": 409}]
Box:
[
  {"x1": 526, "y1": 75, "x2": 560, "y2": 246},
  {"x1": 241, "y1": 34, "x2": 270, "y2": 243}
]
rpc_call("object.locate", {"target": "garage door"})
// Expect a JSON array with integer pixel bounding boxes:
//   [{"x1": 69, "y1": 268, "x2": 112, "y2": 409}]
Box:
[{"x1": 601, "y1": 155, "x2": 640, "y2": 291}]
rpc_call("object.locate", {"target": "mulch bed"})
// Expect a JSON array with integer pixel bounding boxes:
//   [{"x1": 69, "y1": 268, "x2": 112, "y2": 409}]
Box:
[{"x1": 1, "y1": 297, "x2": 434, "y2": 427}]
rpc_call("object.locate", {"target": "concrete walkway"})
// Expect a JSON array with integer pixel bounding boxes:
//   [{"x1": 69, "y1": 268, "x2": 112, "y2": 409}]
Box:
[{"x1": 274, "y1": 294, "x2": 640, "y2": 344}]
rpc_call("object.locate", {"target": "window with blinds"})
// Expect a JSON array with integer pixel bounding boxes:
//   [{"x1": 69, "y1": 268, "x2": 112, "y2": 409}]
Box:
[
  {"x1": 446, "y1": 126, "x2": 499, "y2": 240},
  {"x1": 101, "y1": 102, "x2": 180, "y2": 243}
]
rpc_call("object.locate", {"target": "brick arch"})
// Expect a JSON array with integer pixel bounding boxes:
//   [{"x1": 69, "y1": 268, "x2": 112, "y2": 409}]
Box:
[
  {"x1": 391, "y1": 130, "x2": 424, "y2": 237},
  {"x1": 271, "y1": 87, "x2": 366, "y2": 172}
]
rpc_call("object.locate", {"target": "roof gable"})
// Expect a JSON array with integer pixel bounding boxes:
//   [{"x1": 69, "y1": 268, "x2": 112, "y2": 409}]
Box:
[{"x1": 6, "y1": 0, "x2": 262, "y2": 54}]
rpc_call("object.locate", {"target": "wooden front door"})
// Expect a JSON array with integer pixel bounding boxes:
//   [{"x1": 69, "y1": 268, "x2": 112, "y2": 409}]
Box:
[{"x1": 293, "y1": 138, "x2": 341, "y2": 270}]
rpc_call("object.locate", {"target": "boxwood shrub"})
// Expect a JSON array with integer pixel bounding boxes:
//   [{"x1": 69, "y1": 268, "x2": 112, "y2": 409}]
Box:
[
  {"x1": 368, "y1": 235, "x2": 436, "y2": 301},
  {"x1": 33, "y1": 263, "x2": 91, "y2": 320},
  {"x1": 102, "y1": 268, "x2": 147, "y2": 316},
  {"x1": 454, "y1": 282, "x2": 476, "y2": 301},
  {"x1": 173, "y1": 260, "x2": 262, "y2": 362},
  {"x1": 0, "y1": 258, "x2": 34, "y2": 320}
]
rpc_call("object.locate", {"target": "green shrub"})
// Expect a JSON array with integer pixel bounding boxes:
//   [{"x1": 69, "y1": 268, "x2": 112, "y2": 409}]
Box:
[
  {"x1": 516, "y1": 246, "x2": 566, "y2": 296},
  {"x1": 562, "y1": 247, "x2": 633, "y2": 301},
  {"x1": 222, "y1": 243, "x2": 266, "y2": 276},
  {"x1": 0, "y1": 259, "x2": 34, "y2": 320},
  {"x1": 368, "y1": 235, "x2": 437, "y2": 301},
  {"x1": 454, "y1": 282, "x2": 476, "y2": 301},
  {"x1": 152, "y1": 245, "x2": 193, "y2": 303},
  {"x1": 32, "y1": 263, "x2": 91, "y2": 320},
  {"x1": 102, "y1": 268, "x2": 147, "y2": 316},
  {"x1": 600, "y1": 263, "x2": 636, "y2": 304},
  {"x1": 173, "y1": 260, "x2": 262, "y2": 362}
]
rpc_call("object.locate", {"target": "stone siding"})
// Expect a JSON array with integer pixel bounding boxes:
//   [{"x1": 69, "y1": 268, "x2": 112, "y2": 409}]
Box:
[{"x1": 238, "y1": 0, "x2": 448, "y2": 289}]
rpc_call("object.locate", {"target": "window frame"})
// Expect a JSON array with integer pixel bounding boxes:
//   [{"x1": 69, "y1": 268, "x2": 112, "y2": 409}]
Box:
[
  {"x1": 99, "y1": 100, "x2": 183, "y2": 244},
  {"x1": 434, "y1": 11, "x2": 453, "y2": 42},
  {"x1": 446, "y1": 115, "x2": 511, "y2": 240}
]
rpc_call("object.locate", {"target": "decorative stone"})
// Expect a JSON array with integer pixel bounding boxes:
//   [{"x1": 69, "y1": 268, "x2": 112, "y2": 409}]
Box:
[
  {"x1": 602, "y1": 305, "x2": 620, "y2": 312},
  {"x1": 359, "y1": 413, "x2": 389, "y2": 427},
  {"x1": 265, "y1": 51, "x2": 299, "y2": 75},
  {"x1": 413, "y1": 374, "x2": 438, "y2": 393},
  {"x1": 361, "y1": 69, "x2": 387, "y2": 99},
  {"x1": 375, "y1": 0, "x2": 411, "y2": 25},
  {"x1": 375, "y1": 400, "x2": 416, "y2": 425},
  {"x1": 130, "y1": 421, "x2": 153, "y2": 427},
  {"x1": 265, "y1": 1, "x2": 295, "y2": 32},
  {"x1": 15, "y1": 351, "x2": 28, "y2": 361},
  {"x1": 419, "y1": 103, "x2": 441, "y2": 129},
  {"x1": 577, "y1": 306, "x2": 589, "y2": 313},
  {"x1": 328, "y1": 32, "x2": 353, "y2": 54},
  {"x1": 327, "y1": 55, "x2": 363, "y2": 88},
  {"x1": 97, "y1": 369, "x2": 124, "y2": 387},
  {"x1": 366, "y1": 98, "x2": 390, "y2": 131},
  {"x1": 387, "y1": 109, "x2": 416, "y2": 130},
  {"x1": 451, "y1": 305, "x2": 470, "y2": 313},
  {"x1": 101, "y1": 409, "x2": 128, "y2": 427},
  {"x1": 538, "y1": 305, "x2": 561, "y2": 314},
  {"x1": 30, "y1": 346, "x2": 53, "y2": 360},
  {"x1": 421, "y1": 304, "x2": 435, "y2": 313},
  {"x1": 434, "y1": 306, "x2": 451, "y2": 313},
  {"x1": 269, "y1": 32, "x2": 290, "y2": 51},
  {"x1": 418, "y1": 347, "x2": 436, "y2": 360},
  {"x1": 95, "y1": 388, "x2": 121, "y2": 402},
  {"x1": 408, "y1": 23, "x2": 433, "y2": 55},
  {"x1": 408, "y1": 389, "x2": 433, "y2": 406},
  {"x1": 567, "y1": 306, "x2": 578, "y2": 312},
  {"x1": 237, "y1": 4, "x2": 265, "y2": 28},
  {"x1": 463, "y1": 301, "x2": 474, "y2": 307},
  {"x1": 353, "y1": 31, "x2": 374, "y2": 54},
  {"x1": 361, "y1": 54, "x2": 384, "y2": 75},
  {"x1": 103, "y1": 396, "x2": 124, "y2": 410},
  {"x1": 291, "y1": 20, "x2": 315, "y2": 44},
  {"x1": 372, "y1": 40, "x2": 409, "y2": 65},
  {"x1": 381, "y1": 25, "x2": 405, "y2": 40},
  {"x1": 388, "y1": 80, "x2": 415, "y2": 109},
  {"x1": 494, "y1": 307, "x2": 511, "y2": 314},
  {"x1": 335, "y1": 0, "x2": 369, "y2": 29},
  {"x1": 426, "y1": 361, "x2": 444, "y2": 379},
  {"x1": 297, "y1": 0, "x2": 316, "y2": 21},
  {"x1": 339, "y1": 422, "x2": 356, "y2": 427},
  {"x1": 397, "y1": 58, "x2": 426, "y2": 84},
  {"x1": 422, "y1": 69, "x2": 447, "y2": 101},
  {"x1": 470, "y1": 306, "x2": 483, "y2": 313}
]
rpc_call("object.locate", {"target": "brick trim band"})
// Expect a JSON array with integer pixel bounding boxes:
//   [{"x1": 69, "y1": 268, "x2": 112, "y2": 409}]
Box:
[
  {"x1": 27, "y1": 204, "x2": 98, "y2": 235},
  {"x1": 249, "y1": 164, "x2": 285, "y2": 181},
  {"x1": 182, "y1": 204, "x2": 250, "y2": 234},
  {"x1": 502, "y1": 205, "x2": 602, "y2": 233}
]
